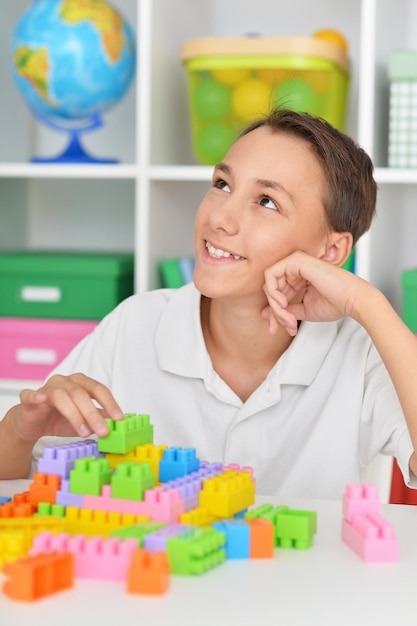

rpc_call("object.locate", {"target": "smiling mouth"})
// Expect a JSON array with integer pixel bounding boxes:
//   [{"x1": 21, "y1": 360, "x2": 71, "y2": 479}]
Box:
[{"x1": 205, "y1": 240, "x2": 245, "y2": 260}]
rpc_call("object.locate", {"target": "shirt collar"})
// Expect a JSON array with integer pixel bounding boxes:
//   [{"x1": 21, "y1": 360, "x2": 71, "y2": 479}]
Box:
[
  {"x1": 155, "y1": 282, "x2": 338, "y2": 387},
  {"x1": 155, "y1": 282, "x2": 207, "y2": 378}
]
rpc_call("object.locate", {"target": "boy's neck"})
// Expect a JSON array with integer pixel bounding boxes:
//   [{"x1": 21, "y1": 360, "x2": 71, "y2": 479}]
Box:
[{"x1": 200, "y1": 296, "x2": 294, "y2": 402}]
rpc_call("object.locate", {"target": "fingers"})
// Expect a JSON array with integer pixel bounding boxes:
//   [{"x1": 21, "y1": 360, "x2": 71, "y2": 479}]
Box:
[{"x1": 34, "y1": 374, "x2": 123, "y2": 439}]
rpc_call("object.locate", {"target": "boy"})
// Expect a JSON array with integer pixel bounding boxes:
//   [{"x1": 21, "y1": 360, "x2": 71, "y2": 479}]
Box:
[{"x1": 1, "y1": 108, "x2": 416, "y2": 499}]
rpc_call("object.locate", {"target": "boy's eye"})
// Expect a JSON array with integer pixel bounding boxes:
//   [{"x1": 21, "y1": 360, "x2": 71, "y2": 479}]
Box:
[
  {"x1": 260, "y1": 195, "x2": 277, "y2": 210},
  {"x1": 214, "y1": 178, "x2": 231, "y2": 193}
]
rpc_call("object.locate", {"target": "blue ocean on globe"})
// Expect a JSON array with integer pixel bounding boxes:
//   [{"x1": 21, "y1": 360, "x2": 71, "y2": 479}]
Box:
[{"x1": 9, "y1": 0, "x2": 136, "y2": 162}]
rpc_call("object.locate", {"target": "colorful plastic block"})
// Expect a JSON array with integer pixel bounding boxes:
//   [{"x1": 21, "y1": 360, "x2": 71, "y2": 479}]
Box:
[
  {"x1": 159, "y1": 447, "x2": 200, "y2": 482},
  {"x1": 0, "y1": 530, "x2": 28, "y2": 569},
  {"x1": 110, "y1": 520, "x2": 166, "y2": 546},
  {"x1": 166, "y1": 527, "x2": 226, "y2": 575},
  {"x1": 0, "y1": 496, "x2": 12, "y2": 505},
  {"x1": 84, "y1": 484, "x2": 184, "y2": 523},
  {"x1": 69, "y1": 456, "x2": 113, "y2": 496},
  {"x1": 127, "y1": 549, "x2": 170, "y2": 595},
  {"x1": 212, "y1": 520, "x2": 250, "y2": 559},
  {"x1": 163, "y1": 475, "x2": 201, "y2": 511},
  {"x1": 247, "y1": 519, "x2": 275, "y2": 558},
  {"x1": 29, "y1": 473, "x2": 61, "y2": 506},
  {"x1": 0, "y1": 517, "x2": 64, "y2": 554},
  {"x1": 143, "y1": 523, "x2": 192, "y2": 552},
  {"x1": 180, "y1": 505, "x2": 217, "y2": 527},
  {"x1": 342, "y1": 513, "x2": 398, "y2": 562},
  {"x1": 36, "y1": 503, "x2": 66, "y2": 518},
  {"x1": 274, "y1": 506, "x2": 317, "y2": 549},
  {"x1": 97, "y1": 413, "x2": 153, "y2": 454},
  {"x1": 199, "y1": 470, "x2": 255, "y2": 518},
  {"x1": 111, "y1": 461, "x2": 155, "y2": 501},
  {"x1": 56, "y1": 479, "x2": 85, "y2": 508},
  {"x1": 3, "y1": 552, "x2": 74, "y2": 601},
  {"x1": 342, "y1": 483, "x2": 381, "y2": 522},
  {"x1": 0, "y1": 492, "x2": 35, "y2": 518},
  {"x1": 105, "y1": 442, "x2": 168, "y2": 480},
  {"x1": 38, "y1": 439, "x2": 103, "y2": 479},
  {"x1": 30, "y1": 531, "x2": 138, "y2": 581},
  {"x1": 62, "y1": 506, "x2": 149, "y2": 538}
]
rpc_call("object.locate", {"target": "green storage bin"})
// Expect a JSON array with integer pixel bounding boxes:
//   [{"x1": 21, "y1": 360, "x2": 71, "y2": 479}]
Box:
[
  {"x1": 401, "y1": 268, "x2": 417, "y2": 331},
  {"x1": 0, "y1": 251, "x2": 134, "y2": 320},
  {"x1": 181, "y1": 35, "x2": 350, "y2": 165}
]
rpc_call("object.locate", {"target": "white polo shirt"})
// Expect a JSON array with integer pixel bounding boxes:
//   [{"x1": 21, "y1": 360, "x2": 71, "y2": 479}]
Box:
[{"x1": 33, "y1": 282, "x2": 415, "y2": 499}]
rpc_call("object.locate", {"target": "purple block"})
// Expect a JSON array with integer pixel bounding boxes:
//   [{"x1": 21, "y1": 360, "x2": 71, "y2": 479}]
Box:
[
  {"x1": 56, "y1": 479, "x2": 84, "y2": 507},
  {"x1": 143, "y1": 523, "x2": 192, "y2": 552},
  {"x1": 38, "y1": 439, "x2": 103, "y2": 479}
]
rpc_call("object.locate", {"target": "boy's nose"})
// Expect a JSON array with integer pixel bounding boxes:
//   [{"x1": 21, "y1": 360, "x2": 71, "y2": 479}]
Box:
[{"x1": 209, "y1": 199, "x2": 240, "y2": 234}]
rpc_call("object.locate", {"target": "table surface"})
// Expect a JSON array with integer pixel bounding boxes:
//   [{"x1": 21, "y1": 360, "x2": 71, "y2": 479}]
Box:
[{"x1": 1, "y1": 479, "x2": 416, "y2": 626}]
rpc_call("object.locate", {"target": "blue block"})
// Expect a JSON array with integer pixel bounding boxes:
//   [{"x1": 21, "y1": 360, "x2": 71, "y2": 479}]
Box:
[
  {"x1": 213, "y1": 520, "x2": 250, "y2": 559},
  {"x1": 159, "y1": 446, "x2": 200, "y2": 482},
  {"x1": 0, "y1": 496, "x2": 12, "y2": 505}
]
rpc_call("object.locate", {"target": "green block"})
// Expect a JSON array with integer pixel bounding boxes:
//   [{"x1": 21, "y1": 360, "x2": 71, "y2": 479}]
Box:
[
  {"x1": 275, "y1": 507, "x2": 317, "y2": 549},
  {"x1": 245, "y1": 503, "x2": 277, "y2": 523},
  {"x1": 111, "y1": 461, "x2": 155, "y2": 501},
  {"x1": 70, "y1": 456, "x2": 113, "y2": 496},
  {"x1": 35, "y1": 502, "x2": 66, "y2": 517},
  {"x1": 167, "y1": 527, "x2": 226, "y2": 575},
  {"x1": 110, "y1": 521, "x2": 166, "y2": 547},
  {"x1": 97, "y1": 413, "x2": 154, "y2": 454}
]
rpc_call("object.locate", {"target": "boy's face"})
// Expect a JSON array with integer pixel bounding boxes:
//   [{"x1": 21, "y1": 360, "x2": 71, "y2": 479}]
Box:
[{"x1": 194, "y1": 126, "x2": 331, "y2": 303}]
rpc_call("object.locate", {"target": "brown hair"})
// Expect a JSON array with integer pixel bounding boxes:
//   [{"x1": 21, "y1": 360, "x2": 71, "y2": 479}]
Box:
[{"x1": 239, "y1": 108, "x2": 377, "y2": 245}]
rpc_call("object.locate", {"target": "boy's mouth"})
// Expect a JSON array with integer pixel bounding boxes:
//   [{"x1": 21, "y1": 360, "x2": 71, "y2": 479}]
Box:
[{"x1": 205, "y1": 240, "x2": 245, "y2": 260}]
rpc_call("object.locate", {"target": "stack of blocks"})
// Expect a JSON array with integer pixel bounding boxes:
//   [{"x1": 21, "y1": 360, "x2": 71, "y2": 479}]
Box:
[
  {"x1": 0, "y1": 411, "x2": 323, "y2": 601},
  {"x1": 341, "y1": 483, "x2": 398, "y2": 562}
]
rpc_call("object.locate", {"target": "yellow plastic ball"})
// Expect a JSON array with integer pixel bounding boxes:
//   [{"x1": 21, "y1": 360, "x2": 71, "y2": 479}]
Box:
[
  {"x1": 232, "y1": 78, "x2": 272, "y2": 123},
  {"x1": 312, "y1": 28, "x2": 348, "y2": 53},
  {"x1": 211, "y1": 67, "x2": 251, "y2": 86}
]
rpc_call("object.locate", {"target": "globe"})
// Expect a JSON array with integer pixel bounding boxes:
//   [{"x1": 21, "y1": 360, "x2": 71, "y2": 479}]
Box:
[{"x1": 9, "y1": 0, "x2": 136, "y2": 163}]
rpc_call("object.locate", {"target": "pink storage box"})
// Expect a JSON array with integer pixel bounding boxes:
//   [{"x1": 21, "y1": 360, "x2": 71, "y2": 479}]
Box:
[{"x1": 0, "y1": 317, "x2": 98, "y2": 381}]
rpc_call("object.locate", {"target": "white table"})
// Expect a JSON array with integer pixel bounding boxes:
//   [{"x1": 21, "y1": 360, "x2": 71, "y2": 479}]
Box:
[{"x1": 0, "y1": 479, "x2": 416, "y2": 626}]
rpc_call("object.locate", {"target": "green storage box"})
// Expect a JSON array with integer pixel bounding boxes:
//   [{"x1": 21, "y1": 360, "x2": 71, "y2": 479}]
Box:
[
  {"x1": 181, "y1": 34, "x2": 350, "y2": 165},
  {"x1": 401, "y1": 268, "x2": 417, "y2": 331},
  {"x1": 0, "y1": 251, "x2": 134, "y2": 320}
]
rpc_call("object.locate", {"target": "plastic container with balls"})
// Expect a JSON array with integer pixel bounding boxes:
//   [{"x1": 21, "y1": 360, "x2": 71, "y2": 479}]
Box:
[{"x1": 181, "y1": 32, "x2": 350, "y2": 165}]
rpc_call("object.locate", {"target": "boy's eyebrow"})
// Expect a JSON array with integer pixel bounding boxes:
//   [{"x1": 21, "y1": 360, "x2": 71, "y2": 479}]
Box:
[{"x1": 214, "y1": 162, "x2": 294, "y2": 203}]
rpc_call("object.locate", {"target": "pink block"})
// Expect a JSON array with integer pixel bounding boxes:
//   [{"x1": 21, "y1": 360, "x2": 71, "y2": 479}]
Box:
[
  {"x1": 342, "y1": 513, "x2": 398, "y2": 562},
  {"x1": 0, "y1": 317, "x2": 97, "y2": 381},
  {"x1": 30, "y1": 530, "x2": 138, "y2": 580},
  {"x1": 84, "y1": 485, "x2": 184, "y2": 523},
  {"x1": 342, "y1": 483, "x2": 381, "y2": 522}
]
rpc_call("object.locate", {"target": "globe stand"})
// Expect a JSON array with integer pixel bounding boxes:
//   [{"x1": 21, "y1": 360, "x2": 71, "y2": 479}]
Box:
[{"x1": 30, "y1": 111, "x2": 118, "y2": 164}]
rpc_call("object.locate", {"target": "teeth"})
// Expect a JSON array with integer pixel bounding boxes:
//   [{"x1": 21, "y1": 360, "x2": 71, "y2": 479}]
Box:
[{"x1": 206, "y1": 241, "x2": 243, "y2": 260}]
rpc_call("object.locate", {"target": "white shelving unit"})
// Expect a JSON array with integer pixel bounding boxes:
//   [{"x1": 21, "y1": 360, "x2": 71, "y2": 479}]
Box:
[{"x1": 1, "y1": 0, "x2": 417, "y2": 438}]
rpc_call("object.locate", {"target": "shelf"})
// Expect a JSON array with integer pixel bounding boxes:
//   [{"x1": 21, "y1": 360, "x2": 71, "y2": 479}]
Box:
[
  {"x1": 149, "y1": 165, "x2": 213, "y2": 181},
  {"x1": 375, "y1": 168, "x2": 417, "y2": 185},
  {"x1": 0, "y1": 163, "x2": 139, "y2": 180}
]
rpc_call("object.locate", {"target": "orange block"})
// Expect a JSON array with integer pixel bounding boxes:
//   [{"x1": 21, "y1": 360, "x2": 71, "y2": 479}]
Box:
[
  {"x1": 127, "y1": 549, "x2": 170, "y2": 595},
  {"x1": 29, "y1": 473, "x2": 61, "y2": 506},
  {"x1": 3, "y1": 552, "x2": 74, "y2": 601},
  {"x1": 247, "y1": 519, "x2": 275, "y2": 558}
]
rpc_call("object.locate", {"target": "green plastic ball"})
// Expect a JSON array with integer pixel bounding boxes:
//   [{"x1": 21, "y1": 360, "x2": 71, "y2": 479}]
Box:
[
  {"x1": 273, "y1": 77, "x2": 319, "y2": 113},
  {"x1": 193, "y1": 78, "x2": 232, "y2": 121},
  {"x1": 195, "y1": 123, "x2": 237, "y2": 165}
]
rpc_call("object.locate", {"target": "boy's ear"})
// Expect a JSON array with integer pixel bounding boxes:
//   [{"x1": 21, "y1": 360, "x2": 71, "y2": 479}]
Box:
[{"x1": 319, "y1": 232, "x2": 353, "y2": 267}]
